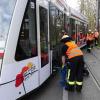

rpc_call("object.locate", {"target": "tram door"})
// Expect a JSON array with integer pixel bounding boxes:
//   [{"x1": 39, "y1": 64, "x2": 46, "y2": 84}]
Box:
[
  {"x1": 75, "y1": 23, "x2": 78, "y2": 43},
  {"x1": 76, "y1": 22, "x2": 80, "y2": 46},
  {"x1": 14, "y1": 0, "x2": 39, "y2": 93},
  {"x1": 37, "y1": 1, "x2": 50, "y2": 84}
]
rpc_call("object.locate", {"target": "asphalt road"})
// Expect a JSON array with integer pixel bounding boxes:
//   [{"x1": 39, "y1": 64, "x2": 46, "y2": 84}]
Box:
[{"x1": 19, "y1": 47, "x2": 100, "y2": 100}]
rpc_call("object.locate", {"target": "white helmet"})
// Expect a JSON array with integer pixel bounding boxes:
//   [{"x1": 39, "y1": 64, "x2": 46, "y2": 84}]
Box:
[{"x1": 61, "y1": 35, "x2": 69, "y2": 40}]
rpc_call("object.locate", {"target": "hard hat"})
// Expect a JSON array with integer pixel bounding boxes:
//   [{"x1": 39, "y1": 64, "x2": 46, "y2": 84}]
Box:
[
  {"x1": 89, "y1": 29, "x2": 91, "y2": 32},
  {"x1": 88, "y1": 29, "x2": 92, "y2": 34},
  {"x1": 95, "y1": 29, "x2": 97, "y2": 31},
  {"x1": 60, "y1": 35, "x2": 71, "y2": 43},
  {"x1": 61, "y1": 35, "x2": 69, "y2": 40}
]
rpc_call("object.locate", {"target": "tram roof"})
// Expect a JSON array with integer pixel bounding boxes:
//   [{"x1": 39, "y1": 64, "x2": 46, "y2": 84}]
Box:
[
  {"x1": 50, "y1": 0, "x2": 88, "y2": 23},
  {"x1": 70, "y1": 7, "x2": 88, "y2": 23}
]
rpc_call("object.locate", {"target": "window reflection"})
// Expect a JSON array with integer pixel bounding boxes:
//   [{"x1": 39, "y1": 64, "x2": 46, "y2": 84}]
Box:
[
  {"x1": 15, "y1": 0, "x2": 37, "y2": 61},
  {"x1": 49, "y1": 3, "x2": 64, "y2": 49},
  {"x1": 39, "y1": 6, "x2": 48, "y2": 67}
]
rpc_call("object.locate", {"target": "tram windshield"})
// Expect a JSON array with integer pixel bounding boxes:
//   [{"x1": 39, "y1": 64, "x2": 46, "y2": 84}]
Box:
[{"x1": 0, "y1": 0, "x2": 17, "y2": 41}]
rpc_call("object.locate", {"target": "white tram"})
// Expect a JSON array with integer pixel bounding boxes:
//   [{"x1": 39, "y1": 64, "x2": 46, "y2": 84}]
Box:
[{"x1": 0, "y1": 0, "x2": 88, "y2": 99}]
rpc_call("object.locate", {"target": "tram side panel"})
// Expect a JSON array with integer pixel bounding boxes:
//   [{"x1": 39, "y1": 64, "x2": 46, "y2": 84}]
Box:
[
  {"x1": 0, "y1": 0, "x2": 27, "y2": 100},
  {"x1": 17, "y1": 0, "x2": 40, "y2": 93},
  {"x1": 0, "y1": 0, "x2": 39, "y2": 99},
  {"x1": 37, "y1": 0, "x2": 51, "y2": 85}
]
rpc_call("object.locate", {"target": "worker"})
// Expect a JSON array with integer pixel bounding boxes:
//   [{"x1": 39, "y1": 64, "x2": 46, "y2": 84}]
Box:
[
  {"x1": 86, "y1": 30, "x2": 92, "y2": 53},
  {"x1": 61, "y1": 35, "x2": 84, "y2": 92},
  {"x1": 94, "y1": 29, "x2": 99, "y2": 46},
  {"x1": 59, "y1": 30, "x2": 68, "y2": 87},
  {"x1": 91, "y1": 31, "x2": 95, "y2": 48}
]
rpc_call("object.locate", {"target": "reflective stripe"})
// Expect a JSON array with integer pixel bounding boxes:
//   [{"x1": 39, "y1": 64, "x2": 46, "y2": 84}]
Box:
[
  {"x1": 70, "y1": 48, "x2": 83, "y2": 55},
  {"x1": 62, "y1": 65, "x2": 64, "y2": 68},
  {"x1": 67, "y1": 69, "x2": 71, "y2": 80},
  {"x1": 68, "y1": 81, "x2": 75, "y2": 85},
  {"x1": 68, "y1": 52, "x2": 83, "y2": 58},
  {"x1": 66, "y1": 47, "x2": 83, "y2": 59},
  {"x1": 76, "y1": 81, "x2": 83, "y2": 85},
  {"x1": 88, "y1": 48, "x2": 91, "y2": 50},
  {"x1": 67, "y1": 69, "x2": 75, "y2": 85}
]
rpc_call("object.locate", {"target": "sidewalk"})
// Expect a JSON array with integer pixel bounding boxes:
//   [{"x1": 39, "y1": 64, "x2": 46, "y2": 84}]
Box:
[
  {"x1": 20, "y1": 46, "x2": 100, "y2": 100},
  {"x1": 68, "y1": 46, "x2": 100, "y2": 100},
  {"x1": 84, "y1": 47, "x2": 100, "y2": 86}
]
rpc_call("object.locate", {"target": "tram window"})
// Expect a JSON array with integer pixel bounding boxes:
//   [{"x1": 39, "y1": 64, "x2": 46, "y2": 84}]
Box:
[
  {"x1": 55, "y1": 9, "x2": 64, "y2": 42},
  {"x1": 39, "y1": 6, "x2": 49, "y2": 67},
  {"x1": 15, "y1": 0, "x2": 37, "y2": 61},
  {"x1": 69, "y1": 18, "x2": 76, "y2": 40},
  {"x1": 49, "y1": 4, "x2": 57, "y2": 49},
  {"x1": 49, "y1": 3, "x2": 64, "y2": 50},
  {"x1": 64, "y1": 14, "x2": 70, "y2": 35}
]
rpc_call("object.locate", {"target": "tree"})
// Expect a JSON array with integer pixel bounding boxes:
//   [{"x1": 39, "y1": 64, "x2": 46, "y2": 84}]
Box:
[{"x1": 78, "y1": 0, "x2": 96, "y2": 31}]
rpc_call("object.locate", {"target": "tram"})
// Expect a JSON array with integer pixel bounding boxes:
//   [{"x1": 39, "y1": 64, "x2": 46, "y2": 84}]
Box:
[
  {"x1": 69, "y1": 8, "x2": 88, "y2": 47},
  {"x1": 0, "y1": 0, "x2": 88, "y2": 99}
]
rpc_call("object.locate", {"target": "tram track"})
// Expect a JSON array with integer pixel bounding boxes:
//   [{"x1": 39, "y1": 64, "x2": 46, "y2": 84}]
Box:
[
  {"x1": 84, "y1": 48, "x2": 100, "y2": 91},
  {"x1": 67, "y1": 48, "x2": 100, "y2": 100},
  {"x1": 85, "y1": 62, "x2": 100, "y2": 91},
  {"x1": 91, "y1": 51, "x2": 100, "y2": 62}
]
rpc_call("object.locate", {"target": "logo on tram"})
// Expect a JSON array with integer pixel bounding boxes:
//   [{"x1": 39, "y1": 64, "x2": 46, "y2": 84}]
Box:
[{"x1": 15, "y1": 62, "x2": 36, "y2": 87}]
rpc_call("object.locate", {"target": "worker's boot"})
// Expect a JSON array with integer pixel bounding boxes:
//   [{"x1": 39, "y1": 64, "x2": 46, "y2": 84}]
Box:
[
  {"x1": 65, "y1": 84, "x2": 74, "y2": 92},
  {"x1": 76, "y1": 85, "x2": 82, "y2": 92},
  {"x1": 83, "y1": 67, "x2": 89, "y2": 77},
  {"x1": 87, "y1": 48, "x2": 91, "y2": 53}
]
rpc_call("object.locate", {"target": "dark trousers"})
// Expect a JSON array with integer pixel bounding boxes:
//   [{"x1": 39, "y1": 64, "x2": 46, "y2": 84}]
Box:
[
  {"x1": 67, "y1": 56, "x2": 84, "y2": 90},
  {"x1": 95, "y1": 37, "x2": 99, "y2": 46},
  {"x1": 87, "y1": 40, "x2": 92, "y2": 52}
]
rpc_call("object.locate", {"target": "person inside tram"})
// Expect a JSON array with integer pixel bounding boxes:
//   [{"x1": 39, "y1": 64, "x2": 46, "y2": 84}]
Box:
[{"x1": 60, "y1": 34, "x2": 84, "y2": 92}]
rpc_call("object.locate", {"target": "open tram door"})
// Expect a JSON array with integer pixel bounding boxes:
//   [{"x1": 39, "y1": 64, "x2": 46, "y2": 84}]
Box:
[
  {"x1": 75, "y1": 22, "x2": 78, "y2": 43},
  {"x1": 37, "y1": 0, "x2": 51, "y2": 85}
]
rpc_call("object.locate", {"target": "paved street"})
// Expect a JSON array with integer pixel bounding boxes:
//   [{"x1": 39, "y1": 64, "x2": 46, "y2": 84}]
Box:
[
  {"x1": 19, "y1": 47, "x2": 100, "y2": 100},
  {"x1": 19, "y1": 73, "x2": 63, "y2": 100}
]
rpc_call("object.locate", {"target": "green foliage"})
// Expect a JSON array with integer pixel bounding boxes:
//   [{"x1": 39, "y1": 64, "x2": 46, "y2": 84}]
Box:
[{"x1": 78, "y1": 0, "x2": 96, "y2": 31}]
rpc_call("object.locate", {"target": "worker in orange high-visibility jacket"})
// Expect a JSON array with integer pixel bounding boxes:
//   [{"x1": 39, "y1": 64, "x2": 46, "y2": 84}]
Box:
[
  {"x1": 86, "y1": 31, "x2": 93, "y2": 53},
  {"x1": 91, "y1": 32, "x2": 95, "y2": 48},
  {"x1": 60, "y1": 35, "x2": 84, "y2": 92},
  {"x1": 94, "y1": 29, "x2": 99, "y2": 46}
]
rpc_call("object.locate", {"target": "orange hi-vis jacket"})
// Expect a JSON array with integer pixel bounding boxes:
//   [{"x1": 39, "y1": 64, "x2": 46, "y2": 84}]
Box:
[
  {"x1": 86, "y1": 34, "x2": 93, "y2": 41},
  {"x1": 94, "y1": 32, "x2": 99, "y2": 38},
  {"x1": 65, "y1": 41, "x2": 83, "y2": 59}
]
